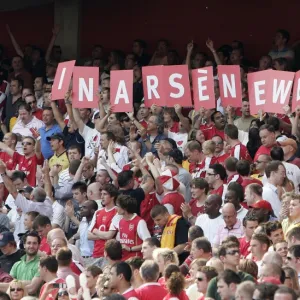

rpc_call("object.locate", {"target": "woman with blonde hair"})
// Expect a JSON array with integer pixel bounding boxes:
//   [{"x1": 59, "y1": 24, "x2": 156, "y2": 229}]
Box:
[
  {"x1": 283, "y1": 266, "x2": 300, "y2": 291},
  {"x1": 282, "y1": 193, "x2": 300, "y2": 236},
  {"x1": 7, "y1": 280, "x2": 27, "y2": 300}
]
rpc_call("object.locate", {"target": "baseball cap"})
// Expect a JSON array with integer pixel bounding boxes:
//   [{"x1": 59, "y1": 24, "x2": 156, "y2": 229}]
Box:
[
  {"x1": 251, "y1": 200, "x2": 272, "y2": 211},
  {"x1": 279, "y1": 138, "x2": 297, "y2": 151},
  {"x1": 46, "y1": 133, "x2": 65, "y2": 142},
  {"x1": 0, "y1": 231, "x2": 15, "y2": 247},
  {"x1": 159, "y1": 169, "x2": 180, "y2": 191}
]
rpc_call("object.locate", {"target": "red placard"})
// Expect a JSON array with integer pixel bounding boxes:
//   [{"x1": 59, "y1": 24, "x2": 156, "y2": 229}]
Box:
[
  {"x1": 51, "y1": 60, "x2": 76, "y2": 100},
  {"x1": 269, "y1": 70, "x2": 294, "y2": 114},
  {"x1": 192, "y1": 66, "x2": 215, "y2": 110},
  {"x1": 292, "y1": 71, "x2": 300, "y2": 112},
  {"x1": 72, "y1": 67, "x2": 99, "y2": 108},
  {"x1": 218, "y1": 65, "x2": 242, "y2": 107},
  {"x1": 142, "y1": 66, "x2": 165, "y2": 107},
  {"x1": 248, "y1": 70, "x2": 272, "y2": 115},
  {"x1": 110, "y1": 70, "x2": 133, "y2": 112},
  {"x1": 163, "y1": 65, "x2": 192, "y2": 107}
]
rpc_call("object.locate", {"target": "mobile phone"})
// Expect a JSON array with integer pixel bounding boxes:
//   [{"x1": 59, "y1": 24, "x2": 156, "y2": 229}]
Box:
[
  {"x1": 52, "y1": 283, "x2": 67, "y2": 289},
  {"x1": 4, "y1": 204, "x2": 11, "y2": 211}
]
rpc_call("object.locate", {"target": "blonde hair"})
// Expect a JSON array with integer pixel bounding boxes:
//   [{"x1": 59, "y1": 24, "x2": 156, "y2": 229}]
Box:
[
  {"x1": 7, "y1": 280, "x2": 27, "y2": 297},
  {"x1": 203, "y1": 140, "x2": 216, "y2": 155},
  {"x1": 152, "y1": 248, "x2": 179, "y2": 266}
]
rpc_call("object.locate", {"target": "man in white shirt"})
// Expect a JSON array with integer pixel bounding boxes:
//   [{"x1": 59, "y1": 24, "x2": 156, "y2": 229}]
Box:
[{"x1": 262, "y1": 161, "x2": 286, "y2": 218}]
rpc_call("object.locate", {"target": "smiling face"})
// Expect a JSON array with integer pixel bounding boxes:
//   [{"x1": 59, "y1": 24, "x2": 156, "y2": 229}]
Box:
[
  {"x1": 10, "y1": 282, "x2": 24, "y2": 300},
  {"x1": 51, "y1": 238, "x2": 66, "y2": 256},
  {"x1": 24, "y1": 236, "x2": 39, "y2": 257}
]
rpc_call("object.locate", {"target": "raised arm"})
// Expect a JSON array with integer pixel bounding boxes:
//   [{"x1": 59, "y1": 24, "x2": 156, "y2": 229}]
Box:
[
  {"x1": 6, "y1": 24, "x2": 24, "y2": 57},
  {"x1": 133, "y1": 158, "x2": 154, "y2": 194},
  {"x1": 126, "y1": 112, "x2": 145, "y2": 131},
  {"x1": 51, "y1": 100, "x2": 66, "y2": 131},
  {"x1": 0, "y1": 161, "x2": 18, "y2": 199},
  {"x1": 206, "y1": 38, "x2": 222, "y2": 65},
  {"x1": 41, "y1": 161, "x2": 54, "y2": 199},
  {"x1": 0, "y1": 142, "x2": 14, "y2": 157},
  {"x1": 185, "y1": 41, "x2": 194, "y2": 69},
  {"x1": 174, "y1": 104, "x2": 191, "y2": 132},
  {"x1": 45, "y1": 25, "x2": 60, "y2": 62},
  {"x1": 71, "y1": 94, "x2": 85, "y2": 134}
]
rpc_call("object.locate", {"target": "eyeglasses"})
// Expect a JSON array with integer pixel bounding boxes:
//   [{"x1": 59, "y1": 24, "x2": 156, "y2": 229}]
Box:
[
  {"x1": 58, "y1": 291, "x2": 68, "y2": 297},
  {"x1": 197, "y1": 277, "x2": 204, "y2": 282},
  {"x1": 206, "y1": 173, "x2": 216, "y2": 176},
  {"x1": 226, "y1": 249, "x2": 240, "y2": 256},
  {"x1": 10, "y1": 288, "x2": 23, "y2": 292},
  {"x1": 22, "y1": 142, "x2": 33, "y2": 146}
]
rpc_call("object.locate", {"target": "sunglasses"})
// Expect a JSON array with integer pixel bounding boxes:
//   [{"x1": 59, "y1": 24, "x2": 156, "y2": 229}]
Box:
[
  {"x1": 58, "y1": 291, "x2": 68, "y2": 297},
  {"x1": 226, "y1": 249, "x2": 240, "y2": 256},
  {"x1": 22, "y1": 142, "x2": 33, "y2": 146},
  {"x1": 11, "y1": 288, "x2": 23, "y2": 292}
]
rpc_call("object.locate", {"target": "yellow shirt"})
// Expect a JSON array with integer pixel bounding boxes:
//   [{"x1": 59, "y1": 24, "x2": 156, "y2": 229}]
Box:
[
  {"x1": 182, "y1": 160, "x2": 190, "y2": 172},
  {"x1": 251, "y1": 174, "x2": 263, "y2": 181},
  {"x1": 49, "y1": 151, "x2": 69, "y2": 172},
  {"x1": 282, "y1": 218, "x2": 300, "y2": 237},
  {"x1": 9, "y1": 117, "x2": 17, "y2": 132}
]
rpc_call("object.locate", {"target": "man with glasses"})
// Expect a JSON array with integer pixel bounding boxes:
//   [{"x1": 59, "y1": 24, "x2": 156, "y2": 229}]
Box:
[
  {"x1": 251, "y1": 154, "x2": 272, "y2": 181},
  {"x1": 285, "y1": 245, "x2": 300, "y2": 282},
  {"x1": 205, "y1": 163, "x2": 227, "y2": 199},
  {"x1": 206, "y1": 242, "x2": 254, "y2": 300},
  {"x1": 212, "y1": 135, "x2": 229, "y2": 164},
  {"x1": 24, "y1": 94, "x2": 42, "y2": 120}
]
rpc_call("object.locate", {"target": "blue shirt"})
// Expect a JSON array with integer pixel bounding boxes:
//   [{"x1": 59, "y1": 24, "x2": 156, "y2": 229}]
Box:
[
  {"x1": 139, "y1": 133, "x2": 166, "y2": 157},
  {"x1": 39, "y1": 124, "x2": 62, "y2": 159}
]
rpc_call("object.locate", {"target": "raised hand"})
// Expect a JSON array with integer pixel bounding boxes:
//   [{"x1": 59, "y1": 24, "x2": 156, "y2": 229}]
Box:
[
  {"x1": 41, "y1": 160, "x2": 50, "y2": 174},
  {"x1": 206, "y1": 38, "x2": 215, "y2": 52},
  {"x1": 187, "y1": 41, "x2": 194, "y2": 53},
  {"x1": 174, "y1": 104, "x2": 182, "y2": 115},
  {"x1": 0, "y1": 160, "x2": 7, "y2": 174}
]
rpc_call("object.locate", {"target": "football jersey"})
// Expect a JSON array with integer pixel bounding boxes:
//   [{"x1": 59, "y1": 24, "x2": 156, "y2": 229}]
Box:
[
  {"x1": 136, "y1": 283, "x2": 167, "y2": 300},
  {"x1": 122, "y1": 287, "x2": 140, "y2": 300}
]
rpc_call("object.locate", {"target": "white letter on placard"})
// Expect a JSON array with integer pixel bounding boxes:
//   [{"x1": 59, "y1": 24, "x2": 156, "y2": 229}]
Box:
[
  {"x1": 146, "y1": 76, "x2": 159, "y2": 99},
  {"x1": 222, "y1": 74, "x2": 236, "y2": 98},
  {"x1": 115, "y1": 80, "x2": 129, "y2": 104},
  {"x1": 254, "y1": 80, "x2": 266, "y2": 105},
  {"x1": 58, "y1": 68, "x2": 66, "y2": 90},
  {"x1": 169, "y1": 73, "x2": 184, "y2": 98},
  {"x1": 197, "y1": 69, "x2": 208, "y2": 101},
  {"x1": 297, "y1": 78, "x2": 300, "y2": 101},
  {"x1": 273, "y1": 79, "x2": 293, "y2": 104},
  {"x1": 79, "y1": 78, "x2": 93, "y2": 101}
]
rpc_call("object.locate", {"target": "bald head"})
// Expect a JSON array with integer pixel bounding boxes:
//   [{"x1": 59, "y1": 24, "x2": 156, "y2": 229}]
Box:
[
  {"x1": 222, "y1": 203, "x2": 237, "y2": 228},
  {"x1": 47, "y1": 228, "x2": 67, "y2": 244},
  {"x1": 209, "y1": 194, "x2": 222, "y2": 206},
  {"x1": 262, "y1": 251, "x2": 283, "y2": 267},
  {"x1": 87, "y1": 182, "x2": 102, "y2": 200},
  {"x1": 222, "y1": 203, "x2": 236, "y2": 214},
  {"x1": 260, "y1": 263, "x2": 282, "y2": 280}
]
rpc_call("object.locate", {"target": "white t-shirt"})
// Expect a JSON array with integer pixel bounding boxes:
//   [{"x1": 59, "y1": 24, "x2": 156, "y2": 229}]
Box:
[
  {"x1": 167, "y1": 131, "x2": 188, "y2": 153},
  {"x1": 52, "y1": 201, "x2": 66, "y2": 228},
  {"x1": 262, "y1": 182, "x2": 281, "y2": 218},
  {"x1": 80, "y1": 125, "x2": 101, "y2": 158}
]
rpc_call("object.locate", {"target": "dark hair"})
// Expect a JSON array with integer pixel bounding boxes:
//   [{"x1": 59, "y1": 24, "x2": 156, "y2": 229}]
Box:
[
  {"x1": 288, "y1": 244, "x2": 300, "y2": 258},
  {"x1": 242, "y1": 214, "x2": 259, "y2": 227},
  {"x1": 17, "y1": 102, "x2": 32, "y2": 113},
  {"x1": 277, "y1": 29, "x2": 290, "y2": 43},
  {"x1": 40, "y1": 255, "x2": 58, "y2": 273},
  {"x1": 113, "y1": 262, "x2": 132, "y2": 282},
  {"x1": 117, "y1": 170, "x2": 134, "y2": 188},
  {"x1": 217, "y1": 269, "x2": 241, "y2": 285},
  {"x1": 255, "y1": 283, "x2": 278, "y2": 300},
  {"x1": 105, "y1": 239, "x2": 122, "y2": 260},
  {"x1": 68, "y1": 144, "x2": 82, "y2": 154},
  {"x1": 187, "y1": 140, "x2": 202, "y2": 152},
  {"x1": 266, "y1": 116, "x2": 280, "y2": 131},
  {"x1": 265, "y1": 161, "x2": 284, "y2": 178},
  {"x1": 265, "y1": 221, "x2": 282, "y2": 237},
  {"x1": 86, "y1": 265, "x2": 102, "y2": 277},
  {"x1": 227, "y1": 182, "x2": 244, "y2": 203},
  {"x1": 218, "y1": 242, "x2": 239, "y2": 257},
  {"x1": 68, "y1": 160, "x2": 81, "y2": 176},
  {"x1": 188, "y1": 225, "x2": 204, "y2": 241},
  {"x1": 247, "y1": 127, "x2": 262, "y2": 159},
  {"x1": 56, "y1": 247, "x2": 72, "y2": 266},
  {"x1": 225, "y1": 124, "x2": 239, "y2": 140},
  {"x1": 33, "y1": 215, "x2": 51, "y2": 230},
  {"x1": 133, "y1": 39, "x2": 147, "y2": 49},
  {"x1": 224, "y1": 157, "x2": 238, "y2": 172},
  {"x1": 247, "y1": 183, "x2": 263, "y2": 197},
  {"x1": 102, "y1": 183, "x2": 119, "y2": 200},
  {"x1": 270, "y1": 146, "x2": 284, "y2": 161},
  {"x1": 191, "y1": 178, "x2": 209, "y2": 194},
  {"x1": 166, "y1": 148, "x2": 183, "y2": 164},
  {"x1": 286, "y1": 226, "x2": 300, "y2": 242},
  {"x1": 11, "y1": 171, "x2": 27, "y2": 182},
  {"x1": 150, "y1": 205, "x2": 168, "y2": 219},
  {"x1": 25, "y1": 211, "x2": 39, "y2": 220},
  {"x1": 11, "y1": 76, "x2": 24, "y2": 89},
  {"x1": 126, "y1": 257, "x2": 145, "y2": 270},
  {"x1": 209, "y1": 164, "x2": 227, "y2": 180},
  {"x1": 200, "y1": 266, "x2": 218, "y2": 281},
  {"x1": 273, "y1": 57, "x2": 289, "y2": 71},
  {"x1": 0, "y1": 291, "x2": 11, "y2": 300},
  {"x1": 236, "y1": 160, "x2": 250, "y2": 176},
  {"x1": 193, "y1": 237, "x2": 212, "y2": 253},
  {"x1": 116, "y1": 195, "x2": 137, "y2": 214},
  {"x1": 71, "y1": 181, "x2": 87, "y2": 194},
  {"x1": 102, "y1": 131, "x2": 116, "y2": 142},
  {"x1": 259, "y1": 124, "x2": 275, "y2": 133},
  {"x1": 24, "y1": 231, "x2": 41, "y2": 244},
  {"x1": 251, "y1": 233, "x2": 271, "y2": 248},
  {"x1": 211, "y1": 111, "x2": 224, "y2": 123},
  {"x1": 144, "y1": 237, "x2": 160, "y2": 248}
]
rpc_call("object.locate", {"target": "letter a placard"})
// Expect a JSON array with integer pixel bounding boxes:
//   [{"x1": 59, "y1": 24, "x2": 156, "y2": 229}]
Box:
[
  {"x1": 51, "y1": 60, "x2": 76, "y2": 100},
  {"x1": 72, "y1": 67, "x2": 99, "y2": 108},
  {"x1": 110, "y1": 70, "x2": 133, "y2": 112}
]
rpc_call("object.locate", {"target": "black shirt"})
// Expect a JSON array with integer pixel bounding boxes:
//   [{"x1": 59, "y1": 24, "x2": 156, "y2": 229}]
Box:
[
  {"x1": 119, "y1": 188, "x2": 145, "y2": 215},
  {"x1": 3, "y1": 96, "x2": 24, "y2": 130},
  {"x1": 0, "y1": 249, "x2": 25, "y2": 273},
  {"x1": 63, "y1": 125, "x2": 85, "y2": 155}
]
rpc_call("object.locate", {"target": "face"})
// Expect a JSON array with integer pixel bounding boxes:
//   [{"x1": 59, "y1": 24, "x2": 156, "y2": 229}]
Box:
[
  {"x1": 274, "y1": 32, "x2": 285, "y2": 47},
  {"x1": 250, "y1": 239, "x2": 265, "y2": 258},
  {"x1": 259, "y1": 129, "x2": 275, "y2": 147},
  {"x1": 86, "y1": 270, "x2": 98, "y2": 289},
  {"x1": 153, "y1": 213, "x2": 169, "y2": 228},
  {"x1": 191, "y1": 242, "x2": 203, "y2": 259},
  {"x1": 42, "y1": 109, "x2": 54, "y2": 125},
  {"x1": 101, "y1": 89, "x2": 110, "y2": 103},
  {"x1": 46, "y1": 65, "x2": 56, "y2": 78},
  {"x1": 96, "y1": 171, "x2": 109, "y2": 186},
  {"x1": 141, "y1": 241, "x2": 155, "y2": 259},
  {"x1": 193, "y1": 53, "x2": 206, "y2": 68},
  {"x1": 189, "y1": 263, "x2": 200, "y2": 280},
  {"x1": 204, "y1": 196, "x2": 218, "y2": 215},
  {"x1": 82, "y1": 166, "x2": 94, "y2": 180},
  {"x1": 289, "y1": 199, "x2": 300, "y2": 218},
  {"x1": 270, "y1": 228, "x2": 284, "y2": 244},
  {"x1": 36, "y1": 225, "x2": 50, "y2": 238},
  {"x1": 244, "y1": 186, "x2": 254, "y2": 206},
  {"x1": 217, "y1": 279, "x2": 231, "y2": 300},
  {"x1": 224, "y1": 190, "x2": 239, "y2": 208},
  {"x1": 51, "y1": 238, "x2": 65, "y2": 255},
  {"x1": 255, "y1": 155, "x2": 269, "y2": 172},
  {"x1": 72, "y1": 189, "x2": 86, "y2": 204},
  {"x1": 79, "y1": 108, "x2": 91, "y2": 120},
  {"x1": 92, "y1": 46, "x2": 103, "y2": 59},
  {"x1": 80, "y1": 201, "x2": 92, "y2": 218},
  {"x1": 10, "y1": 80, "x2": 21, "y2": 95},
  {"x1": 22, "y1": 138, "x2": 35, "y2": 155},
  {"x1": 163, "y1": 111, "x2": 172, "y2": 123},
  {"x1": 191, "y1": 185, "x2": 204, "y2": 199},
  {"x1": 12, "y1": 57, "x2": 23, "y2": 71},
  {"x1": 223, "y1": 248, "x2": 241, "y2": 267},
  {"x1": 275, "y1": 242, "x2": 288, "y2": 258},
  {"x1": 212, "y1": 136, "x2": 224, "y2": 154},
  {"x1": 25, "y1": 236, "x2": 39, "y2": 256},
  {"x1": 241, "y1": 101, "x2": 250, "y2": 116},
  {"x1": 68, "y1": 149, "x2": 81, "y2": 161},
  {"x1": 125, "y1": 54, "x2": 136, "y2": 70},
  {"x1": 50, "y1": 139, "x2": 62, "y2": 152},
  {"x1": 185, "y1": 148, "x2": 201, "y2": 163},
  {"x1": 222, "y1": 209, "x2": 237, "y2": 228},
  {"x1": 108, "y1": 114, "x2": 118, "y2": 125},
  {"x1": 259, "y1": 56, "x2": 271, "y2": 70},
  {"x1": 25, "y1": 95, "x2": 37, "y2": 111},
  {"x1": 18, "y1": 108, "x2": 31, "y2": 124},
  {"x1": 24, "y1": 215, "x2": 34, "y2": 230},
  {"x1": 272, "y1": 165, "x2": 286, "y2": 186},
  {"x1": 100, "y1": 134, "x2": 109, "y2": 150},
  {"x1": 3, "y1": 133, "x2": 15, "y2": 147},
  {"x1": 133, "y1": 64, "x2": 142, "y2": 81},
  {"x1": 139, "y1": 104, "x2": 149, "y2": 119},
  {"x1": 212, "y1": 112, "x2": 226, "y2": 129},
  {"x1": 101, "y1": 79, "x2": 110, "y2": 89},
  {"x1": 155, "y1": 254, "x2": 166, "y2": 273},
  {"x1": 196, "y1": 271, "x2": 208, "y2": 294},
  {"x1": 230, "y1": 49, "x2": 242, "y2": 64},
  {"x1": 101, "y1": 190, "x2": 114, "y2": 207},
  {"x1": 22, "y1": 88, "x2": 32, "y2": 100},
  {"x1": 147, "y1": 116, "x2": 158, "y2": 132},
  {"x1": 244, "y1": 220, "x2": 259, "y2": 239},
  {"x1": 10, "y1": 282, "x2": 24, "y2": 300}
]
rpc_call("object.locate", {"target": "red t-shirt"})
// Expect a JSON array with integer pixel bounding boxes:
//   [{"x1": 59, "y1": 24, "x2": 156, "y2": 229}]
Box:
[
  {"x1": 241, "y1": 178, "x2": 263, "y2": 190},
  {"x1": 163, "y1": 291, "x2": 189, "y2": 300},
  {"x1": 216, "y1": 152, "x2": 230, "y2": 165},
  {"x1": 189, "y1": 156, "x2": 219, "y2": 178},
  {"x1": 239, "y1": 236, "x2": 251, "y2": 258},
  {"x1": 230, "y1": 143, "x2": 252, "y2": 162},
  {"x1": 140, "y1": 120, "x2": 148, "y2": 129},
  {"x1": 33, "y1": 109, "x2": 43, "y2": 120},
  {"x1": 122, "y1": 287, "x2": 140, "y2": 299},
  {"x1": 39, "y1": 278, "x2": 65, "y2": 300},
  {"x1": 136, "y1": 283, "x2": 167, "y2": 300},
  {"x1": 201, "y1": 125, "x2": 225, "y2": 140},
  {"x1": 161, "y1": 192, "x2": 185, "y2": 216},
  {"x1": 209, "y1": 184, "x2": 225, "y2": 197},
  {"x1": 226, "y1": 173, "x2": 243, "y2": 185},
  {"x1": 40, "y1": 237, "x2": 51, "y2": 255},
  {"x1": 13, "y1": 152, "x2": 43, "y2": 186},
  {"x1": 253, "y1": 145, "x2": 274, "y2": 162},
  {"x1": 70, "y1": 261, "x2": 82, "y2": 275},
  {"x1": 0, "y1": 152, "x2": 17, "y2": 170},
  {"x1": 189, "y1": 199, "x2": 205, "y2": 217},
  {"x1": 90, "y1": 207, "x2": 117, "y2": 258},
  {"x1": 140, "y1": 192, "x2": 159, "y2": 234}
]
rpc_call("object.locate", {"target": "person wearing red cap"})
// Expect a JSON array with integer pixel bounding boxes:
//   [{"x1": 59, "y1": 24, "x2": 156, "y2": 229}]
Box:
[
  {"x1": 251, "y1": 200, "x2": 276, "y2": 223},
  {"x1": 280, "y1": 138, "x2": 300, "y2": 168},
  {"x1": 244, "y1": 184, "x2": 264, "y2": 207}
]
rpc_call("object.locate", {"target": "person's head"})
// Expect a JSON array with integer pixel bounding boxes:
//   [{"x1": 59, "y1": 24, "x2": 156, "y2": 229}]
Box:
[
  {"x1": 253, "y1": 283, "x2": 278, "y2": 300},
  {"x1": 265, "y1": 221, "x2": 284, "y2": 245},
  {"x1": 212, "y1": 135, "x2": 224, "y2": 155},
  {"x1": 202, "y1": 140, "x2": 216, "y2": 156},
  {"x1": 195, "y1": 129, "x2": 206, "y2": 145},
  {"x1": 11, "y1": 55, "x2": 24, "y2": 71},
  {"x1": 115, "y1": 194, "x2": 137, "y2": 216},
  {"x1": 185, "y1": 141, "x2": 203, "y2": 162},
  {"x1": 117, "y1": 170, "x2": 134, "y2": 190},
  {"x1": 274, "y1": 286, "x2": 298, "y2": 300},
  {"x1": 250, "y1": 233, "x2": 270, "y2": 260},
  {"x1": 139, "y1": 260, "x2": 160, "y2": 283},
  {"x1": 243, "y1": 215, "x2": 259, "y2": 240},
  {"x1": 42, "y1": 107, "x2": 55, "y2": 126},
  {"x1": 104, "y1": 239, "x2": 122, "y2": 261},
  {"x1": 274, "y1": 241, "x2": 288, "y2": 259},
  {"x1": 205, "y1": 163, "x2": 227, "y2": 188},
  {"x1": 67, "y1": 145, "x2": 82, "y2": 161},
  {"x1": 288, "y1": 193, "x2": 300, "y2": 220},
  {"x1": 82, "y1": 162, "x2": 94, "y2": 180},
  {"x1": 196, "y1": 265, "x2": 218, "y2": 294},
  {"x1": 34, "y1": 76, "x2": 44, "y2": 92},
  {"x1": 225, "y1": 182, "x2": 244, "y2": 210},
  {"x1": 71, "y1": 181, "x2": 87, "y2": 204},
  {"x1": 125, "y1": 257, "x2": 144, "y2": 286},
  {"x1": 3, "y1": 132, "x2": 17, "y2": 149},
  {"x1": 217, "y1": 269, "x2": 241, "y2": 300},
  {"x1": 224, "y1": 124, "x2": 239, "y2": 142},
  {"x1": 259, "y1": 55, "x2": 272, "y2": 71},
  {"x1": 255, "y1": 154, "x2": 272, "y2": 172},
  {"x1": 262, "y1": 252, "x2": 283, "y2": 273},
  {"x1": 286, "y1": 245, "x2": 300, "y2": 271},
  {"x1": 46, "y1": 60, "x2": 58, "y2": 78},
  {"x1": 152, "y1": 248, "x2": 179, "y2": 273},
  {"x1": 235, "y1": 281, "x2": 256, "y2": 300},
  {"x1": 100, "y1": 183, "x2": 119, "y2": 207},
  {"x1": 47, "y1": 132, "x2": 65, "y2": 152},
  {"x1": 17, "y1": 103, "x2": 32, "y2": 124},
  {"x1": 51, "y1": 237, "x2": 67, "y2": 256},
  {"x1": 238, "y1": 259, "x2": 258, "y2": 279},
  {"x1": 274, "y1": 29, "x2": 290, "y2": 47},
  {"x1": 190, "y1": 178, "x2": 209, "y2": 200},
  {"x1": 32, "y1": 215, "x2": 52, "y2": 239},
  {"x1": 244, "y1": 183, "x2": 263, "y2": 206},
  {"x1": 0, "y1": 231, "x2": 17, "y2": 255},
  {"x1": 204, "y1": 194, "x2": 223, "y2": 216},
  {"x1": 56, "y1": 247, "x2": 72, "y2": 267},
  {"x1": 10, "y1": 77, "x2": 23, "y2": 96},
  {"x1": 150, "y1": 205, "x2": 170, "y2": 227},
  {"x1": 24, "y1": 94, "x2": 38, "y2": 112},
  {"x1": 147, "y1": 114, "x2": 164, "y2": 134},
  {"x1": 24, "y1": 232, "x2": 41, "y2": 257},
  {"x1": 286, "y1": 226, "x2": 300, "y2": 248},
  {"x1": 211, "y1": 111, "x2": 226, "y2": 130},
  {"x1": 21, "y1": 136, "x2": 35, "y2": 156},
  {"x1": 219, "y1": 242, "x2": 241, "y2": 268},
  {"x1": 236, "y1": 160, "x2": 251, "y2": 177},
  {"x1": 96, "y1": 169, "x2": 111, "y2": 187},
  {"x1": 270, "y1": 146, "x2": 284, "y2": 162},
  {"x1": 31, "y1": 187, "x2": 47, "y2": 203},
  {"x1": 24, "y1": 211, "x2": 39, "y2": 231},
  {"x1": 86, "y1": 265, "x2": 102, "y2": 290},
  {"x1": 80, "y1": 200, "x2": 98, "y2": 219},
  {"x1": 164, "y1": 268, "x2": 185, "y2": 296},
  {"x1": 279, "y1": 138, "x2": 297, "y2": 160},
  {"x1": 109, "y1": 262, "x2": 132, "y2": 290},
  {"x1": 47, "y1": 228, "x2": 66, "y2": 245},
  {"x1": 222, "y1": 203, "x2": 238, "y2": 228},
  {"x1": 39, "y1": 255, "x2": 58, "y2": 281},
  {"x1": 8, "y1": 279, "x2": 26, "y2": 300},
  {"x1": 283, "y1": 266, "x2": 300, "y2": 291},
  {"x1": 188, "y1": 225, "x2": 204, "y2": 241},
  {"x1": 265, "y1": 160, "x2": 286, "y2": 186},
  {"x1": 86, "y1": 182, "x2": 101, "y2": 201},
  {"x1": 191, "y1": 237, "x2": 212, "y2": 259},
  {"x1": 11, "y1": 171, "x2": 27, "y2": 190},
  {"x1": 259, "y1": 124, "x2": 276, "y2": 147},
  {"x1": 141, "y1": 237, "x2": 160, "y2": 260}
]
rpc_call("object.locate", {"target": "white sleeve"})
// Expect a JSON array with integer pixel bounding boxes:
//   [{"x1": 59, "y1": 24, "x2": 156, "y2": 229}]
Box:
[
  {"x1": 15, "y1": 193, "x2": 31, "y2": 213},
  {"x1": 79, "y1": 124, "x2": 91, "y2": 138},
  {"x1": 52, "y1": 203, "x2": 66, "y2": 228},
  {"x1": 109, "y1": 214, "x2": 122, "y2": 231},
  {"x1": 164, "y1": 204, "x2": 174, "y2": 215},
  {"x1": 88, "y1": 210, "x2": 99, "y2": 232},
  {"x1": 155, "y1": 193, "x2": 164, "y2": 203},
  {"x1": 137, "y1": 219, "x2": 151, "y2": 241}
]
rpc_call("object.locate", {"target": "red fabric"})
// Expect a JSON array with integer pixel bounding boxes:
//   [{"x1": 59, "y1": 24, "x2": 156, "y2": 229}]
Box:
[
  {"x1": 123, "y1": 287, "x2": 140, "y2": 299},
  {"x1": 140, "y1": 120, "x2": 148, "y2": 128},
  {"x1": 140, "y1": 192, "x2": 160, "y2": 234},
  {"x1": 226, "y1": 173, "x2": 243, "y2": 185},
  {"x1": 239, "y1": 236, "x2": 251, "y2": 258},
  {"x1": 189, "y1": 156, "x2": 219, "y2": 178},
  {"x1": 161, "y1": 192, "x2": 185, "y2": 216},
  {"x1": 120, "y1": 215, "x2": 143, "y2": 260},
  {"x1": 12, "y1": 152, "x2": 43, "y2": 186},
  {"x1": 216, "y1": 153, "x2": 230, "y2": 165},
  {"x1": 189, "y1": 199, "x2": 205, "y2": 217},
  {"x1": 39, "y1": 278, "x2": 65, "y2": 300},
  {"x1": 288, "y1": 157, "x2": 300, "y2": 168},
  {"x1": 169, "y1": 121, "x2": 180, "y2": 133},
  {"x1": 91, "y1": 208, "x2": 117, "y2": 258},
  {"x1": 253, "y1": 145, "x2": 274, "y2": 162},
  {"x1": 136, "y1": 283, "x2": 167, "y2": 300},
  {"x1": 33, "y1": 109, "x2": 43, "y2": 120},
  {"x1": 241, "y1": 178, "x2": 263, "y2": 190},
  {"x1": 70, "y1": 261, "x2": 82, "y2": 275},
  {"x1": 0, "y1": 152, "x2": 17, "y2": 170},
  {"x1": 158, "y1": 276, "x2": 166, "y2": 288},
  {"x1": 230, "y1": 143, "x2": 252, "y2": 162},
  {"x1": 40, "y1": 237, "x2": 51, "y2": 255},
  {"x1": 209, "y1": 184, "x2": 224, "y2": 197},
  {"x1": 201, "y1": 125, "x2": 225, "y2": 140},
  {"x1": 163, "y1": 291, "x2": 189, "y2": 300}
]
